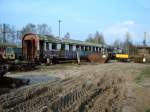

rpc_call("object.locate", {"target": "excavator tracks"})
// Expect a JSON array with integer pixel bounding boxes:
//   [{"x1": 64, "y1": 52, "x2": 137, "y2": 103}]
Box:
[{"x1": 0, "y1": 70, "x2": 126, "y2": 112}]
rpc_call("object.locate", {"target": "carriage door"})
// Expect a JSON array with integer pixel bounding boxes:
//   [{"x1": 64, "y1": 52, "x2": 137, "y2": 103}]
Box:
[
  {"x1": 39, "y1": 40, "x2": 44, "y2": 61},
  {"x1": 26, "y1": 40, "x2": 32, "y2": 61}
]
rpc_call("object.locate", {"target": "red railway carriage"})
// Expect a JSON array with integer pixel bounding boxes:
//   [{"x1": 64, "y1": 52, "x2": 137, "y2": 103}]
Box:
[
  {"x1": 22, "y1": 34, "x2": 38, "y2": 61},
  {"x1": 22, "y1": 33, "x2": 62, "y2": 63},
  {"x1": 22, "y1": 33, "x2": 105, "y2": 64}
]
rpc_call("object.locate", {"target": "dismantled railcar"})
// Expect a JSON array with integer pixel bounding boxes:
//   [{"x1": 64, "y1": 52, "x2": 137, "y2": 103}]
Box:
[
  {"x1": 0, "y1": 44, "x2": 15, "y2": 61},
  {"x1": 0, "y1": 43, "x2": 22, "y2": 62},
  {"x1": 22, "y1": 33, "x2": 106, "y2": 64}
]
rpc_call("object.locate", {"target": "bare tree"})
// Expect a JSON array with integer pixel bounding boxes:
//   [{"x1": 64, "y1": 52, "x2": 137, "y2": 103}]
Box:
[
  {"x1": 20, "y1": 23, "x2": 52, "y2": 39},
  {"x1": 123, "y1": 32, "x2": 137, "y2": 55},
  {"x1": 36, "y1": 24, "x2": 51, "y2": 35},
  {"x1": 64, "y1": 32, "x2": 70, "y2": 39},
  {"x1": 124, "y1": 32, "x2": 131, "y2": 52},
  {"x1": 113, "y1": 38, "x2": 120, "y2": 48},
  {"x1": 20, "y1": 23, "x2": 36, "y2": 39},
  {"x1": 0, "y1": 24, "x2": 3, "y2": 43},
  {"x1": 0, "y1": 24, "x2": 17, "y2": 43},
  {"x1": 86, "y1": 31, "x2": 105, "y2": 45},
  {"x1": 94, "y1": 31, "x2": 105, "y2": 44},
  {"x1": 86, "y1": 33, "x2": 93, "y2": 43},
  {"x1": 143, "y1": 32, "x2": 147, "y2": 47}
]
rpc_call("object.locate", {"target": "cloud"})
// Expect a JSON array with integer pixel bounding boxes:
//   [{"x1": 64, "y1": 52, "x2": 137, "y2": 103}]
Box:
[
  {"x1": 102, "y1": 20, "x2": 136, "y2": 43},
  {"x1": 105, "y1": 20, "x2": 135, "y2": 35}
]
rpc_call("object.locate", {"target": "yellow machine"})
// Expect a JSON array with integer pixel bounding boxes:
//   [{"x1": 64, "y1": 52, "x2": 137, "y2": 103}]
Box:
[
  {"x1": 116, "y1": 54, "x2": 129, "y2": 59},
  {"x1": 108, "y1": 47, "x2": 129, "y2": 62}
]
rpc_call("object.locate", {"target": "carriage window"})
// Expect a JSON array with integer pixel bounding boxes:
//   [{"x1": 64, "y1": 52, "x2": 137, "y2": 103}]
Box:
[
  {"x1": 100, "y1": 48, "x2": 102, "y2": 52},
  {"x1": 89, "y1": 46, "x2": 91, "y2": 51},
  {"x1": 61, "y1": 44, "x2": 65, "y2": 50},
  {"x1": 52, "y1": 43, "x2": 57, "y2": 50},
  {"x1": 76, "y1": 45, "x2": 79, "y2": 50},
  {"x1": 101, "y1": 48, "x2": 105, "y2": 53},
  {"x1": 46, "y1": 43, "x2": 49, "y2": 50},
  {"x1": 98, "y1": 47, "x2": 100, "y2": 52},
  {"x1": 65, "y1": 44, "x2": 69, "y2": 50},
  {"x1": 85, "y1": 46, "x2": 88, "y2": 51},
  {"x1": 96, "y1": 47, "x2": 98, "y2": 51},
  {"x1": 81, "y1": 46, "x2": 84, "y2": 51},
  {"x1": 92, "y1": 47, "x2": 95, "y2": 51},
  {"x1": 69, "y1": 45, "x2": 73, "y2": 51},
  {"x1": 57, "y1": 44, "x2": 61, "y2": 50},
  {"x1": 73, "y1": 45, "x2": 76, "y2": 51},
  {"x1": 48, "y1": 43, "x2": 52, "y2": 50}
]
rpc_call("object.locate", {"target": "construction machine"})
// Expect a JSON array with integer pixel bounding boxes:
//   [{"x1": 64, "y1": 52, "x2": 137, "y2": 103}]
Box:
[{"x1": 108, "y1": 47, "x2": 129, "y2": 62}]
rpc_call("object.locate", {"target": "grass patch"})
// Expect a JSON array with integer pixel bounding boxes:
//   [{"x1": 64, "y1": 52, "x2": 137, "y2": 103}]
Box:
[
  {"x1": 135, "y1": 67, "x2": 150, "y2": 83},
  {"x1": 145, "y1": 108, "x2": 150, "y2": 112}
]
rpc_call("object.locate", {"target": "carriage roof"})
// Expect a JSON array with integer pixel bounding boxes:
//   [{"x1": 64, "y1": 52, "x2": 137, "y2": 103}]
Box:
[{"x1": 36, "y1": 34, "x2": 104, "y2": 48}]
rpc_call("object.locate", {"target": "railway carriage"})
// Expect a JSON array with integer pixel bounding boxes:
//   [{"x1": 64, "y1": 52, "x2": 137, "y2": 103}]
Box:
[{"x1": 22, "y1": 33, "x2": 107, "y2": 64}]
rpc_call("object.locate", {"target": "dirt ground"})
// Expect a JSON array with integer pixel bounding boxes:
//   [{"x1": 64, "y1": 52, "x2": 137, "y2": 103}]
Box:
[{"x1": 0, "y1": 63, "x2": 150, "y2": 112}]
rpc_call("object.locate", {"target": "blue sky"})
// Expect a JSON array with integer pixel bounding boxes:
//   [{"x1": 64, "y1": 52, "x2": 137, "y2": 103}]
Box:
[{"x1": 0, "y1": 0, "x2": 150, "y2": 44}]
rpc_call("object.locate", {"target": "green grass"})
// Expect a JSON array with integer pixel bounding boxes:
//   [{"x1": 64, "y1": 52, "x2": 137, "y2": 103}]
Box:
[
  {"x1": 145, "y1": 108, "x2": 150, "y2": 112},
  {"x1": 135, "y1": 67, "x2": 150, "y2": 83}
]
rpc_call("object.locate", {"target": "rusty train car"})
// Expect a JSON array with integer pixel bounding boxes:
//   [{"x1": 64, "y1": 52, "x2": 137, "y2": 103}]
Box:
[{"x1": 22, "y1": 33, "x2": 107, "y2": 64}]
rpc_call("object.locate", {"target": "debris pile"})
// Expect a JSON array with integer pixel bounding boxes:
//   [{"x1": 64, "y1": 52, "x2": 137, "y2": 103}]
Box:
[{"x1": 88, "y1": 53, "x2": 108, "y2": 63}]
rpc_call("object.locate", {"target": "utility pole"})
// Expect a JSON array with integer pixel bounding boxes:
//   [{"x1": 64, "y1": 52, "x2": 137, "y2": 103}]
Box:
[
  {"x1": 3, "y1": 24, "x2": 6, "y2": 43},
  {"x1": 58, "y1": 20, "x2": 61, "y2": 38},
  {"x1": 17, "y1": 31, "x2": 20, "y2": 39},
  {"x1": 143, "y1": 32, "x2": 147, "y2": 47}
]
